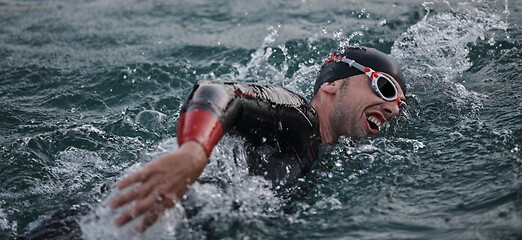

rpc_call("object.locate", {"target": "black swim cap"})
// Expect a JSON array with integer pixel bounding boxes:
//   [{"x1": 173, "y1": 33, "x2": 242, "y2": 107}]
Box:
[{"x1": 314, "y1": 46, "x2": 406, "y2": 95}]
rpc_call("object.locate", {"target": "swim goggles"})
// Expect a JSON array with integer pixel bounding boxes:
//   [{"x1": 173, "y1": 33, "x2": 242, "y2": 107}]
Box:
[{"x1": 324, "y1": 53, "x2": 404, "y2": 107}]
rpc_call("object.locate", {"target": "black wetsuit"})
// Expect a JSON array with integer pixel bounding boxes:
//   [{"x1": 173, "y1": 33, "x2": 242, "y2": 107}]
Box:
[
  {"x1": 177, "y1": 80, "x2": 322, "y2": 186},
  {"x1": 19, "y1": 80, "x2": 323, "y2": 239}
]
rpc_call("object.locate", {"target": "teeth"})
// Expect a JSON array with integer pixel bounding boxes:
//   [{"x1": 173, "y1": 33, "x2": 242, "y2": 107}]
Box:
[{"x1": 367, "y1": 116, "x2": 382, "y2": 130}]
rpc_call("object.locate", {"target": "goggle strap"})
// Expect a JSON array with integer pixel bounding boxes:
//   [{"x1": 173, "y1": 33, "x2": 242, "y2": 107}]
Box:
[
  {"x1": 391, "y1": 96, "x2": 404, "y2": 107},
  {"x1": 324, "y1": 55, "x2": 372, "y2": 76}
]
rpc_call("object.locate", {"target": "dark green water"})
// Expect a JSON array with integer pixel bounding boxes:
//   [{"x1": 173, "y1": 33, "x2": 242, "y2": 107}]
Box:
[{"x1": 1, "y1": 0, "x2": 521, "y2": 239}]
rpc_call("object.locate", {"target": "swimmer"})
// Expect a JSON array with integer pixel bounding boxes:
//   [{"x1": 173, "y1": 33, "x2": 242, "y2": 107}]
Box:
[{"x1": 109, "y1": 46, "x2": 407, "y2": 232}]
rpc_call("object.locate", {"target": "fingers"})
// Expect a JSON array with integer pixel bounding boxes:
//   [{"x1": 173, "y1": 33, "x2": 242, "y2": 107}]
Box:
[
  {"x1": 110, "y1": 188, "x2": 137, "y2": 209},
  {"x1": 116, "y1": 170, "x2": 148, "y2": 190},
  {"x1": 137, "y1": 201, "x2": 165, "y2": 233},
  {"x1": 110, "y1": 176, "x2": 160, "y2": 209},
  {"x1": 137, "y1": 195, "x2": 178, "y2": 233},
  {"x1": 162, "y1": 195, "x2": 176, "y2": 208},
  {"x1": 115, "y1": 193, "x2": 176, "y2": 231},
  {"x1": 109, "y1": 149, "x2": 204, "y2": 231},
  {"x1": 114, "y1": 192, "x2": 156, "y2": 226},
  {"x1": 114, "y1": 208, "x2": 137, "y2": 227}
]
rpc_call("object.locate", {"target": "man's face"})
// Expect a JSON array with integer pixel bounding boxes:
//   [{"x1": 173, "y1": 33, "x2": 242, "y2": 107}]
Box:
[{"x1": 330, "y1": 73, "x2": 405, "y2": 138}]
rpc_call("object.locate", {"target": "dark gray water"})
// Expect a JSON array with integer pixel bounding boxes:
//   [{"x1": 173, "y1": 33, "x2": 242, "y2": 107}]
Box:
[{"x1": 1, "y1": 0, "x2": 521, "y2": 239}]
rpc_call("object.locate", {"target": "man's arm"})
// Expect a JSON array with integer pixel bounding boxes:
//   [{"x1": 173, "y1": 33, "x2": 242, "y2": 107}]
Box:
[
  {"x1": 109, "y1": 80, "x2": 313, "y2": 232},
  {"x1": 109, "y1": 81, "x2": 231, "y2": 232}
]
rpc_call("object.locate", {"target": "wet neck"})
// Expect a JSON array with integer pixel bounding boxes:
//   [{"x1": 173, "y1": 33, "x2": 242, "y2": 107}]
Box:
[{"x1": 310, "y1": 97, "x2": 336, "y2": 144}]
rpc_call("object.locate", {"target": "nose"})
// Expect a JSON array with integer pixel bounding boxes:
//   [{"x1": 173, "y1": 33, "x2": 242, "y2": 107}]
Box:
[{"x1": 381, "y1": 100, "x2": 401, "y2": 118}]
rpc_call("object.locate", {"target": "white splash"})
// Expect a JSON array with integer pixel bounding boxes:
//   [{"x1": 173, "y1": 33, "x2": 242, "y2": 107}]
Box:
[
  {"x1": 79, "y1": 168, "x2": 188, "y2": 240},
  {"x1": 199, "y1": 25, "x2": 320, "y2": 99},
  {"x1": 391, "y1": 0, "x2": 509, "y2": 82},
  {"x1": 390, "y1": 0, "x2": 509, "y2": 120},
  {"x1": 80, "y1": 136, "x2": 281, "y2": 239},
  {"x1": 0, "y1": 206, "x2": 17, "y2": 236}
]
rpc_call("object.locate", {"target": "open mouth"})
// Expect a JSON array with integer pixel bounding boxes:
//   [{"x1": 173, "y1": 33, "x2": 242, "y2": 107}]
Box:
[{"x1": 367, "y1": 115, "x2": 383, "y2": 132}]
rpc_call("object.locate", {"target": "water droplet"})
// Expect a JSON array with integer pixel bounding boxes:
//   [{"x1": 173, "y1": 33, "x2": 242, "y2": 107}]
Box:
[
  {"x1": 321, "y1": 28, "x2": 327, "y2": 35},
  {"x1": 334, "y1": 29, "x2": 343, "y2": 39},
  {"x1": 353, "y1": 153, "x2": 374, "y2": 166},
  {"x1": 488, "y1": 37, "x2": 495, "y2": 46}
]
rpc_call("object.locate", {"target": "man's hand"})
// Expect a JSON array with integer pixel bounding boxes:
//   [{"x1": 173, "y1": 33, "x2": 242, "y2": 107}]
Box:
[{"x1": 109, "y1": 141, "x2": 208, "y2": 232}]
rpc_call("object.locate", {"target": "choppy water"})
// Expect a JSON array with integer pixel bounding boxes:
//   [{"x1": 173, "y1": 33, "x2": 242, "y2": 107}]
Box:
[{"x1": 1, "y1": 0, "x2": 521, "y2": 239}]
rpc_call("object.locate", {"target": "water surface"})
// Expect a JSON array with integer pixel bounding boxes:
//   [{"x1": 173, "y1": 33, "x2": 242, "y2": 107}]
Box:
[{"x1": 1, "y1": 0, "x2": 521, "y2": 239}]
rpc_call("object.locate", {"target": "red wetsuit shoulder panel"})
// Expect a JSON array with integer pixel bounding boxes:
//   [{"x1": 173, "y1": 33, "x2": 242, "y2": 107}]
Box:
[{"x1": 177, "y1": 109, "x2": 223, "y2": 157}]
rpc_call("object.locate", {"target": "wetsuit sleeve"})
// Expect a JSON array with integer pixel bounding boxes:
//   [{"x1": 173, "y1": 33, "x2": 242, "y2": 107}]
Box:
[
  {"x1": 176, "y1": 81, "x2": 229, "y2": 157},
  {"x1": 176, "y1": 80, "x2": 316, "y2": 157}
]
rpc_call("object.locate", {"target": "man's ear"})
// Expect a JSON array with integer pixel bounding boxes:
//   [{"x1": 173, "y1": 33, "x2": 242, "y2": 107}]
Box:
[{"x1": 320, "y1": 80, "x2": 341, "y2": 95}]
